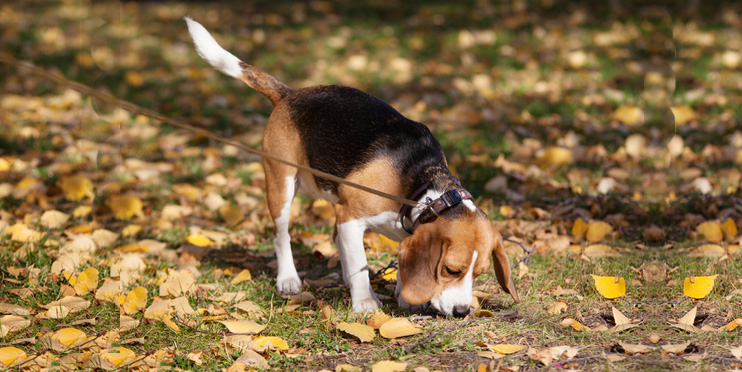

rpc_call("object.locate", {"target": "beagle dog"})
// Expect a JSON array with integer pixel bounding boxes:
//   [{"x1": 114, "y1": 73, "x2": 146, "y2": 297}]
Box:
[{"x1": 185, "y1": 17, "x2": 519, "y2": 317}]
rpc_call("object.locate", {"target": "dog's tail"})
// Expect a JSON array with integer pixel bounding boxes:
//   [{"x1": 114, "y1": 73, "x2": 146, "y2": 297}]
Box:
[{"x1": 185, "y1": 17, "x2": 293, "y2": 106}]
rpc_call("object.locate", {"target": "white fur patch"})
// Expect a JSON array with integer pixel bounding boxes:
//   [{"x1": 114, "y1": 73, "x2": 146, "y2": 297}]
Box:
[
  {"x1": 430, "y1": 251, "x2": 477, "y2": 316},
  {"x1": 185, "y1": 17, "x2": 244, "y2": 79},
  {"x1": 335, "y1": 219, "x2": 381, "y2": 313},
  {"x1": 274, "y1": 177, "x2": 301, "y2": 294}
]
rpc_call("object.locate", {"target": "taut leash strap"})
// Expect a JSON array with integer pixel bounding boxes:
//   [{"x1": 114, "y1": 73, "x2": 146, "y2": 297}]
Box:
[{"x1": 0, "y1": 54, "x2": 422, "y2": 209}]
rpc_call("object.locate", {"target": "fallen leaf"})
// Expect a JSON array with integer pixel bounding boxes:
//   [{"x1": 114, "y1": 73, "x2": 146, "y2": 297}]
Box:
[
  {"x1": 0, "y1": 315, "x2": 31, "y2": 337},
  {"x1": 218, "y1": 320, "x2": 266, "y2": 334},
  {"x1": 571, "y1": 218, "x2": 588, "y2": 241},
  {"x1": 683, "y1": 275, "x2": 718, "y2": 299},
  {"x1": 337, "y1": 322, "x2": 375, "y2": 342},
  {"x1": 719, "y1": 319, "x2": 742, "y2": 332},
  {"x1": 73, "y1": 267, "x2": 99, "y2": 295},
  {"x1": 187, "y1": 233, "x2": 215, "y2": 247},
  {"x1": 614, "y1": 105, "x2": 643, "y2": 126},
  {"x1": 561, "y1": 318, "x2": 590, "y2": 331},
  {"x1": 488, "y1": 344, "x2": 527, "y2": 355},
  {"x1": 254, "y1": 336, "x2": 289, "y2": 350},
  {"x1": 592, "y1": 275, "x2": 626, "y2": 299},
  {"x1": 618, "y1": 342, "x2": 654, "y2": 354},
  {"x1": 696, "y1": 221, "x2": 723, "y2": 243},
  {"x1": 612, "y1": 306, "x2": 632, "y2": 326},
  {"x1": 58, "y1": 175, "x2": 94, "y2": 201},
  {"x1": 122, "y1": 286, "x2": 148, "y2": 315},
  {"x1": 366, "y1": 311, "x2": 392, "y2": 329},
  {"x1": 40, "y1": 210, "x2": 70, "y2": 229},
  {"x1": 231, "y1": 269, "x2": 252, "y2": 285},
  {"x1": 547, "y1": 301, "x2": 567, "y2": 315},
  {"x1": 379, "y1": 317, "x2": 423, "y2": 339},
  {"x1": 722, "y1": 219, "x2": 738, "y2": 241},
  {"x1": 586, "y1": 221, "x2": 613, "y2": 242},
  {"x1": 661, "y1": 341, "x2": 691, "y2": 354},
  {"x1": 583, "y1": 244, "x2": 621, "y2": 258},
  {"x1": 0, "y1": 346, "x2": 27, "y2": 367},
  {"x1": 108, "y1": 195, "x2": 144, "y2": 220},
  {"x1": 335, "y1": 364, "x2": 362, "y2": 372},
  {"x1": 688, "y1": 244, "x2": 725, "y2": 258},
  {"x1": 371, "y1": 360, "x2": 408, "y2": 372}
]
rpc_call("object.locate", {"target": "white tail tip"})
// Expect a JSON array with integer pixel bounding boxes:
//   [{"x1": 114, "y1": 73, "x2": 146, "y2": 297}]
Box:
[{"x1": 184, "y1": 16, "x2": 243, "y2": 79}]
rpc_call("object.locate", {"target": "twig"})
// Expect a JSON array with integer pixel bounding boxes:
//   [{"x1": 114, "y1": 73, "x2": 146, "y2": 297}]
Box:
[
  {"x1": 504, "y1": 237, "x2": 536, "y2": 269},
  {"x1": 704, "y1": 355, "x2": 742, "y2": 364},
  {"x1": 369, "y1": 260, "x2": 398, "y2": 280},
  {"x1": 288, "y1": 318, "x2": 314, "y2": 342},
  {"x1": 405, "y1": 318, "x2": 485, "y2": 353}
]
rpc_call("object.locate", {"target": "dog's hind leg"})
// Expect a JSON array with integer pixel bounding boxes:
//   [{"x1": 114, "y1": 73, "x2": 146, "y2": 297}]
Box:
[{"x1": 265, "y1": 162, "x2": 302, "y2": 295}]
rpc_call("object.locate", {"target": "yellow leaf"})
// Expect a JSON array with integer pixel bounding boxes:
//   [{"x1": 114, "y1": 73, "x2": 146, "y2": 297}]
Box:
[
  {"x1": 58, "y1": 176, "x2": 94, "y2": 201},
  {"x1": 571, "y1": 218, "x2": 588, "y2": 241},
  {"x1": 74, "y1": 267, "x2": 99, "y2": 295},
  {"x1": 311, "y1": 199, "x2": 336, "y2": 221},
  {"x1": 364, "y1": 233, "x2": 399, "y2": 254},
  {"x1": 123, "y1": 286, "x2": 148, "y2": 315},
  {"x1": 218, "y1": 320, "x2": 266, "y2": 334},
  {"x1": 172, "y1": 183, "x2": 201, "y2": 202},
  {"x1": 0, "y1": 346, "x2": 26, "y2": 366},
  {"x1": 561, "y1": 318, "x2": 591, "y2": 331},
  {"x1": 100, "y1": 346, "x2": 136, "y2": 365},
  {"x1": 614, "y1": 105, "x2": 644, "y2": 126},
  {"x1": 187, "y1": 233, "x2": 214, "y2": 247},
  {"x1": 719, "y1": 319, "x2": 742, "y2": 332},
  {"x1": 337, "y1": 322, "x2": 375, "y2": 342},
  {"x1": 489, "y1": 344, "x2": 527, "y2": 355},
  {"x1": 254, "y1": 336, "x2": 289, "y2": 350},
  {"x1": 336, "y1": 364, "x2": 362, "y2": 372},
  {"x1": 371, "y1": 360, "x2": 408, "y2": 372},
  {"x1": 472, "y1": 309, "x2": 496, "y2": 318},
  {"x1": 95, "y1": 281, "x2": 121, "y2": 303},
  {"x1": 670, "y1": 106, "x2": 695, "y2": 126},
  {"x1": 586, "y1": 221, "x2": 613, "y2": 242},
  {"x1": 72, "y1": 205, "x2": 92, "y2": 218},
  {"x1": 592, "y1": 275, "x2": 626, "y2": 299},
  {"x1": 108, "y1": 195, "x2": 144, "y2": 220},
  {"x1": 366, "y1": 311, "x2": 392, "y2": 329},
  {"x1": 683, "y1": 275, "x2": 718, "y2": 299},
  {"x1": 722, "y1": 219, "x2": 738, "y2": 241},
  {"x1": 219, "y1": 204, "x2": 244, "y2": 226},
  {"x1": 379, "y1": 317, "x2": 423, "y2": 339},
  {"x1": 54, "y1": 327, "x2": 87, "y2": 346},
  {"x1": 40, "y1": 210, "x2": 71, "y2": 229},
  {"x1": 0, "y1": 158, "x2": 10, "y2": 172},
  {"x1": 547, "y1": 301, "x2": 567, "y2": 315},
  {"x1": 381, "y1": 268, "x2": 397, "y2": 282},
  {"x1": 696, "y1": 221, "x2": 723, "y2": 242},
  {"x1": 121, "y1": 224, "x2": 143, "y2": 237},
  {"x1": 688, "y1": 244, "x2": 725, "y2": 258},
  {"x1": 231, "y1": 269, "x2": 252, "y2": 285},
  {"x1": 539, "y1": 146, "x2": 573, "y2": 166},
  {"x1": 124, "y1": 71, "x2": 144, "y2": 87},
  {"x1": 583, "y1": 244, "x2": 621, "y2": 258}
]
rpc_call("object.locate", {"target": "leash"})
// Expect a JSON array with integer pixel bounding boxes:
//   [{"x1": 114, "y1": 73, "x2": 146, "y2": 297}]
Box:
[{"x1": 0, "y1": 54, "x2": 422, "y2": 209}]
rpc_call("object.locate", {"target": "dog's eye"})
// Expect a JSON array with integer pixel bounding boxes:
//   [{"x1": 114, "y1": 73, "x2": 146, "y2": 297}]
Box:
[{"x1": 444, "y1": 266, "x2": 461, "y2": 276}]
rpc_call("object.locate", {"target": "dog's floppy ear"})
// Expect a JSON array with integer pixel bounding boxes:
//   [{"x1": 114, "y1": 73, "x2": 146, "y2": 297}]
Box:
[
  {"x1": 490, "y1": 227, "x2": 520, "y2": 303},
  {"x1": 398, "y1": 223, "x2": 443, "y2": 305}
]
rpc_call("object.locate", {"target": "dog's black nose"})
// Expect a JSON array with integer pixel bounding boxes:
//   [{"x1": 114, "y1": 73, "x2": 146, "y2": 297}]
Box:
[{"x1": 452, "y1": 305, "x2": 470, "y2": 318}]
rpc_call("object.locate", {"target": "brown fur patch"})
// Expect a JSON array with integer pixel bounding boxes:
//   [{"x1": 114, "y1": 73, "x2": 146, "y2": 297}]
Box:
[{"x1": 334, "y1": 157, "x2": 403, "y2": 223}]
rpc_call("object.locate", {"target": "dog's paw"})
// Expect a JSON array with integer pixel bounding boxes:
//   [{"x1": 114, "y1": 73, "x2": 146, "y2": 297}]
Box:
[
  {"x1": 276, "y1": 275, "x2": 302, "y2": 295},
  {"x1": 351, "y1": 295, "x2": 381, "y2": 313}
]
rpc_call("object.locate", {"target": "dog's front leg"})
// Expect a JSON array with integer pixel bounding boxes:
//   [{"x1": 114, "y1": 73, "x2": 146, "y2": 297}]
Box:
[{"x1": 334, "y1": 218, "x2": 381, "y2": 313}]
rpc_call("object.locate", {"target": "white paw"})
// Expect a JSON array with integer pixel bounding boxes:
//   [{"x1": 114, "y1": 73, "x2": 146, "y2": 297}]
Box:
[
  {"x1": 276, "y1": 275, "x2": 302, "y2": 295},
  {"x1": 352, "y1": 295, "x2": 381, "y2": 313}
]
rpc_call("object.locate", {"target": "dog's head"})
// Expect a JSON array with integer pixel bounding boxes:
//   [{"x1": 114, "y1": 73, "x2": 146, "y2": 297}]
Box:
[{"x1": 397, "y1": 211, "x2": 519, "y2": 317}]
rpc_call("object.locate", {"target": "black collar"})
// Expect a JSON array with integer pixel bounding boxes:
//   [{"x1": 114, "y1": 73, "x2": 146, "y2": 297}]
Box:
[{"x1": 398, "y1": 180, "x2": 473, "y2": 234}]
